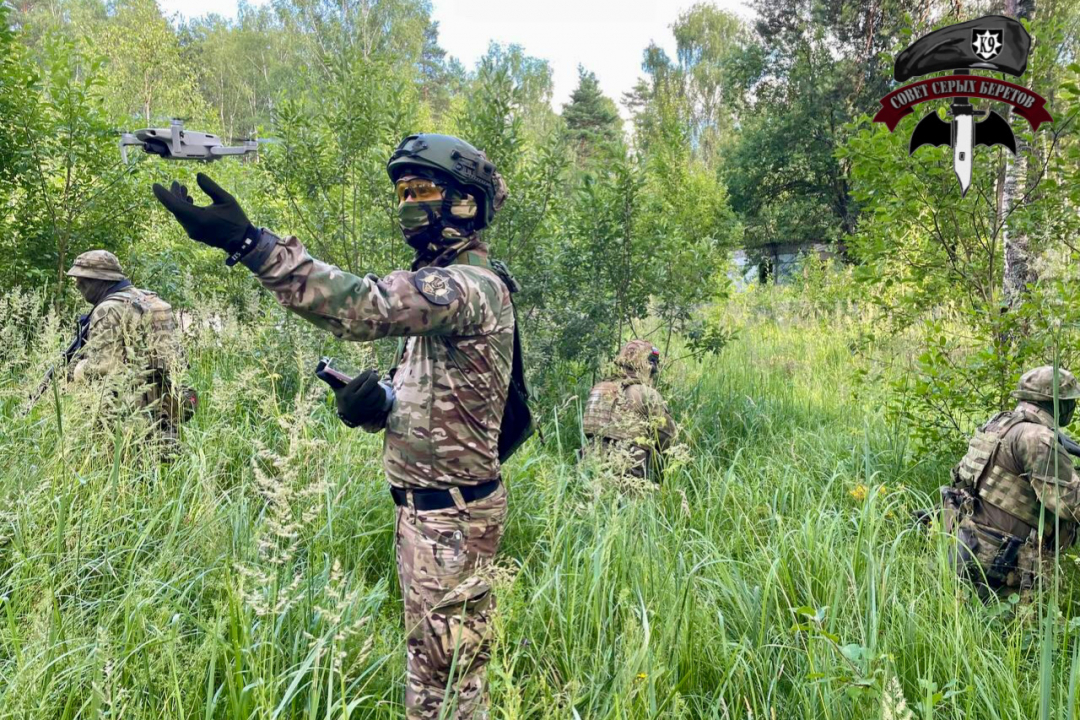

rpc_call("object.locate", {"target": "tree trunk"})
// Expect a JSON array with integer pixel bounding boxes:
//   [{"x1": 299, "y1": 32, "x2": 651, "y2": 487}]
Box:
[
  {"x1": 1001, "y1": 143, "x2": 1032, "y2": 307},
  {"x1": 1000, "y1": 0, "x2": 1034, "y2": 309}
]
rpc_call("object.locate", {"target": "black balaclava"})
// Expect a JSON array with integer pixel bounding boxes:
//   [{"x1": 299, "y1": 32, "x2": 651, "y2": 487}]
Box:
[
  {"x1": 75, "y1": 277, "x2": 118, "y2": 306},
  {"x1": 1036, "y1": 398, "x2": 1077, "y2": 427}
]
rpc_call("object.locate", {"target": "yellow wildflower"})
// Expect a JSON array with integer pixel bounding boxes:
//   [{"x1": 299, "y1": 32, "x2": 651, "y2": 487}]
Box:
[{"x1": 850, "y1": 484, "x2": 868, "y2": 501}]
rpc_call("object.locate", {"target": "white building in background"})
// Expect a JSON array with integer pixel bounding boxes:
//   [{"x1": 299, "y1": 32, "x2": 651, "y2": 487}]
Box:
[{"x1": 730, "y1": 241, "x2": 843, "y2": 287}]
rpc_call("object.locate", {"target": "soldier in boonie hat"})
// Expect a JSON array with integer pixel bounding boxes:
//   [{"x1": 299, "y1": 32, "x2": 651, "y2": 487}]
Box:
[
  {"x1": 61, "y1": 250, "x2": 189, "y2": 448},
  {"x1": 66, "y1": 250, "x2": 126, "y2": 282},
  {"x1": 1011, "y1": 365, "x2": 1080, "y2": 403}
]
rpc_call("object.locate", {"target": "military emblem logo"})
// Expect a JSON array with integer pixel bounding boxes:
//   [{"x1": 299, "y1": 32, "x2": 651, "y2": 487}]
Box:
[
  {"x1": 873, "y1": 15, "x2": 1052, "y2": 197},
  {"x1": 972, "y1": 29, "x2": 1004, "y2": 61},
  {"x1": 414, "y1": 268, "x2": 459, "y2": 305}
]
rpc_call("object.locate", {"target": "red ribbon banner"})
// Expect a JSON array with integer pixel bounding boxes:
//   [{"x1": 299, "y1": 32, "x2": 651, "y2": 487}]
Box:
[{"x1": 873, "y1": 75, "x2": 1052, "y2": 132}]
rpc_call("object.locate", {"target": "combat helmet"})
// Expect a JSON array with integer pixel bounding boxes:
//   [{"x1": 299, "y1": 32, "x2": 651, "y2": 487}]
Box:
[
  {"x1": 1012, "y1": 366, "x2": 1080, "y2": 402},
  {"x1": 387, "y1": 134, "x2": 507, "y2": 231},
  {"x1": 66, "y1": 250, "x2": 125, "y2": 281}
]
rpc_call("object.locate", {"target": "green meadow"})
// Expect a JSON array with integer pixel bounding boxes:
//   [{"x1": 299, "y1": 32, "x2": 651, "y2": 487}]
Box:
[{"x1": 3, "y1": 287, "x2": 1078, "y2": 719}]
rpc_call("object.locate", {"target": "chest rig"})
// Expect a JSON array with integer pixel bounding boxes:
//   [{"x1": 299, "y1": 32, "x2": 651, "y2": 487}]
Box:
[{"x1": 953, "y1": 410, "x2": 1043, "y2": 529}]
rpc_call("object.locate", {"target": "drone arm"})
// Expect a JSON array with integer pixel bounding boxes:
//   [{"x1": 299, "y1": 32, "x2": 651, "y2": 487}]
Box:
[
  {"x1": 170, "y1": 119, "x2": 183, "y2": 156},
  {"x1": 119, "y1": 133, "x2": 143, "y2": 164},
  {"x1": 209, "y1": 143, "x2": 258, "y2": 158}
]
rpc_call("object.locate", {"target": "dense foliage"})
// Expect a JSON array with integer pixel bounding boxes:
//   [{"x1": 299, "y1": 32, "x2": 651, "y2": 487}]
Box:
[
  {"x1": 6, "y1": 0, "x2": 1080, "y2": 714},
  {"x1": 1, "y1": 0, "x2": 745, "y2": 389},
  {"x1": 4, "y1": 282, "x2": 1080, "y2": 718},
  {"x1": 7, "y1": 0, "x2": 1076, "y2": 430}
]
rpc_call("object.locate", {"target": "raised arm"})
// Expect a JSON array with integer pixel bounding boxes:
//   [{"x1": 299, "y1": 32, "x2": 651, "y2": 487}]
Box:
[{"x1": 241, "y1": 232, "x2": 503, "y2": 341}]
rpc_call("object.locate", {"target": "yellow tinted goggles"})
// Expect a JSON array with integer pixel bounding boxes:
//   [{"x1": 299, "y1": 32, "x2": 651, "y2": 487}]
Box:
[{"x1": 395, "y1": 178, "x2": 444, "y2": 203}]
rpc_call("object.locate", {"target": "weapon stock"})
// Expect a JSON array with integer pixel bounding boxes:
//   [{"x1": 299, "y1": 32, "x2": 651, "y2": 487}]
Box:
[{"x1": 1059, "y1": 432, "x2": 1080, "y2": 460}]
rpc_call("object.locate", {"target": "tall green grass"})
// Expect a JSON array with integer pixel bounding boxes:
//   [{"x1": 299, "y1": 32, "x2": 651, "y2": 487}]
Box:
[{"x1": 1, "y1": 289, "x2": 1078, "y2": 718}]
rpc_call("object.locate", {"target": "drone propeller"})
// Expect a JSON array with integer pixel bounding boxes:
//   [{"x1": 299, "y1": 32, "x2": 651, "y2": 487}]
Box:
[{"x1": 226, "y1": 135, "x2": 279, "y2": 145}]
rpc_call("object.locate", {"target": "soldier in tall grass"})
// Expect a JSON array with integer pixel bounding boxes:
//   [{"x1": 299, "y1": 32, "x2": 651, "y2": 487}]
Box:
[
  {"x1": 581, "y1": 340, "x2": 677, "y2": 482},
  {"x1": 944, "y1": 366, "x2": 1080, "y2": 600},
  {"x1": 64, "y1": 250, "x2": 189, "y2": 446},
  {"x1": 153, "y1": 134, "x2": 514, "y2": 720}
]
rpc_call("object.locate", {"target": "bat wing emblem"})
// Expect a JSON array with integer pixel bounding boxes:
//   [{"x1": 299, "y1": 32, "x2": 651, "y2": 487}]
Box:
[
  {"x1": 973, "y1": 110, "x2": 1016, "y2": 154},
  {"x1": 909, "y1": 109, "x2": 1017, "y2": 156},
  {"x1": 909, "y1": 111, "x2": 952, "y2": 155}
]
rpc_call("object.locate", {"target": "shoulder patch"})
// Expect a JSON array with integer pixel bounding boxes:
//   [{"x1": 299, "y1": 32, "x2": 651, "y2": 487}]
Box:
[{"x1": 413, "y1": 268, "x2": 460, "y2": 306}]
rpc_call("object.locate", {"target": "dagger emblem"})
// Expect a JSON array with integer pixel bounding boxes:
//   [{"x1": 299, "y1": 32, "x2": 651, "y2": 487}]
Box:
[
  {"x1": 909, "y1": 73, "x2": 1016, "y2": 196},
  {"x1": 952, "y1": 101, "x2": 974, "y2": 195}
]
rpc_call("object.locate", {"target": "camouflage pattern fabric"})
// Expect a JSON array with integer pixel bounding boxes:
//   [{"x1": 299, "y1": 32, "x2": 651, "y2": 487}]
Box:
[
  {"x1": 396, "y1": 485, "x2": 507, "y2": 719},
  {"x1": 246, "y1": 230, "x2": 514, "y2": 719},
  {"x1": 248, "y1": 231, "x2": 515, "y2": 490},
  {"x1": 66, "y1": 249, "x2": 126, "y2": 281},
  {"x1": 1012, "y1": 365, "x2": 1080, "y2": 402},
  {"x1": 946, "y1": 401, "x2": 1080, "y2": 594},
  {"x1": 581, "y1": 340, "x2": 676, "y2": 481},
  {"x1": 72, "y1": 285, "x2": 186, "y2": 441}
]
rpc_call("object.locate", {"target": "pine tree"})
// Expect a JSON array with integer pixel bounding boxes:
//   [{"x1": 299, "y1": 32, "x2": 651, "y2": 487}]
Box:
[{"x1": 562, "y1": 65, "x2": 621, "y2": 160}]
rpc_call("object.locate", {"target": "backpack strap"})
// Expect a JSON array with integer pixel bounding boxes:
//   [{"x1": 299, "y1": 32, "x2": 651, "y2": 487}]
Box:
[
  {"x1": 389, "y1": 337, "x2": 407, "y2": 380},
  {"x1": 454, "y1": 250, "x2": 539, "y2": 451}
]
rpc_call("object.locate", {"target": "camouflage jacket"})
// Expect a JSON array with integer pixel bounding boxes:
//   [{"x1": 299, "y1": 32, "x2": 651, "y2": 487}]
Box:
[
  {"x1": 247, "y1": 231, "x2": 514, "y2": 490},
  {"x1": 73, "y1": 285, "x2": 184, "y2": 411},
  {"x1": 946, "y1": 402, "x2": 1080, "y2": 587},
  {"x1": 956, "y1": 402, "x2": 1080, "y2": 528},
  {"x1": 582, "y1": 366, "x2": 676, "y2": 452}
]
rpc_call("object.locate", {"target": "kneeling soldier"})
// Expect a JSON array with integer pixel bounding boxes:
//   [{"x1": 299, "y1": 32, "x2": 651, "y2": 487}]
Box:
[
  {"x1": 943, "y1": 366, "x2": 1080, "y2": 598},
  {"x1": 581, "y1": 340, "x2": 676, "y2": 482}
]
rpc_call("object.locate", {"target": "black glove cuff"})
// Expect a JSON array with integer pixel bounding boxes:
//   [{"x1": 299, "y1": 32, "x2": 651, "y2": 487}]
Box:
[
  {"x1": 239, "y1": 229, "x2": 279, "y2": 272},
  {"x1": 224, "y1": 224, "x2": 262, "y2": 267},
  {"x1": 336, "y1": 411, "x2": 360, "y2": 429}
]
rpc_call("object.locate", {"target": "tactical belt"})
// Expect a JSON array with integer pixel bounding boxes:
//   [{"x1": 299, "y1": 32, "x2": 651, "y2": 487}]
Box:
[{"x1": 390, "y1": 478, "x2": 501, "y2": 511}]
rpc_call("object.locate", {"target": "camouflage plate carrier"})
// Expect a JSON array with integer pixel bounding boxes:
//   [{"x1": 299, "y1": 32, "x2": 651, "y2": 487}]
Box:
[
  {"x1": 943, "y1": 366, "x2": 1080, "y2": 593},
  {"x1": 581, "y1": 340, "x2": 675, "y2": 481},
  {"x1": 67, "y1": 250, "x2": 193, "y2": 435}
]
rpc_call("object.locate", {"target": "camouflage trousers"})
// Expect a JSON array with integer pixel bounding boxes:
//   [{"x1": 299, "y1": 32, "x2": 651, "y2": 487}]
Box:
[{"x1": 395, "y1": 484, "x2": 508, "y2": 720}]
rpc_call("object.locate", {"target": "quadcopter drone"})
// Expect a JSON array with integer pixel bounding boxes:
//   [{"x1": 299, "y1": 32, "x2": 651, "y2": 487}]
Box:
[{"x1": 119, "y1": 119, "x2": 258, "y2": 163}]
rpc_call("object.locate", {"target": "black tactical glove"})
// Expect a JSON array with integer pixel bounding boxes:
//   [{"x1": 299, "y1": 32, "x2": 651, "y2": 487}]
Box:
[
  {"x1": 152, "y1": 173, "x2": 260, "y2": 266},
  {"x1": 333, "y1": 369, "x2": 391, "y2": 428}
]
